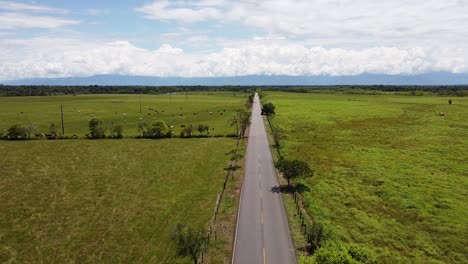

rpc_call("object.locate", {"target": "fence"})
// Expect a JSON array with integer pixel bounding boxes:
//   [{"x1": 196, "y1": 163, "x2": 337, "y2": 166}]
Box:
[
  {"x1": 266, "y1": 113, "x2": 315, "y2": 249},
  {"x1": 199, "y1": 133, "x2": 242, "y2": 263}
]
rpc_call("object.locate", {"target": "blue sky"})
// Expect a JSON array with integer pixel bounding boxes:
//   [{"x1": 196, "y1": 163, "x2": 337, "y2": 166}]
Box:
[{"x1": 0, "y1": 0, "x2": 467, "y2": 81}]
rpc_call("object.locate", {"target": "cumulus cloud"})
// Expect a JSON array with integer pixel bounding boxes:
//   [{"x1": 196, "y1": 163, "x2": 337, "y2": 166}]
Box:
[{"x1": 0, "y1": 37, "x2": 466, "y2": 81}]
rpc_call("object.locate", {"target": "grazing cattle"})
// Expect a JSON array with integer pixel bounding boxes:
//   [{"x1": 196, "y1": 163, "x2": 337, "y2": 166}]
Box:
[
  {"x1": 439, "y1": 112, "x2": 445, "y2": 116},
  {"x1": 209, "y1": 112, "x2": 213, "y2": 115}
]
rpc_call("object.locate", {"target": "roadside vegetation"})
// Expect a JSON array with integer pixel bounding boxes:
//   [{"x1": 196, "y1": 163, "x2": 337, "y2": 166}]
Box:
[{"x1": 265, "y1": 92, "x2": 467, "y2": 263}]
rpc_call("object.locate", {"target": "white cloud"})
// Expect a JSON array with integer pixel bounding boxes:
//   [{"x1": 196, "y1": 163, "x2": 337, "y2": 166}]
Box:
[
  {"x1": 135, "y1": 0, "x2": 223, "y2": 23},
  {"x1": 136, "y1": 0, "x2": 468, "y2": 48},
  {"x1": 0, "y1": 1, "x2": 69, "y2": 14},
  {"x1": 0, "y1": 37, "x2": 466, "y2": 81},
  {"x1": 0, "y1": 12, "x2": 79, "y2": 29}
]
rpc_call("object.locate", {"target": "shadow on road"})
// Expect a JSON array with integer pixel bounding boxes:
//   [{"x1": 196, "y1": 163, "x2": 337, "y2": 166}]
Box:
[{"x1": 270, "y1": 183, "x2": 310, "y2": 194}]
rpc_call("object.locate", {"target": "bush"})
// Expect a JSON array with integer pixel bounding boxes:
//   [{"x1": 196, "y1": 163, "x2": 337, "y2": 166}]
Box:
[
  {"x1": 146, "y1": 120, "x2": 168, "y2": 138},
  {"x1": 307, "y1": 222, "x2": 329, "y2": 253},
  {"x1": 111, "y1": 124, "x2": 124, "y2": 139},
  {"x1": 6, "y1": 124, "x2": 28, "y2": 140},
  {"x1": 88, "y1": 118, "x2": 106, "y2": 139},
  {"x1": 171, "y1": 224, "x2": 208, "y2": 264},
  {"x1": 180, "y1": 125, "x2": 194, "y2": 138}
]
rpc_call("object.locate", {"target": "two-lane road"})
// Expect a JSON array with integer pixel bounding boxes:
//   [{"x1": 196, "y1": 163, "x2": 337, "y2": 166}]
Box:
[{"x1": 233, "y1": 93, "x2": 296, "y2": 264}]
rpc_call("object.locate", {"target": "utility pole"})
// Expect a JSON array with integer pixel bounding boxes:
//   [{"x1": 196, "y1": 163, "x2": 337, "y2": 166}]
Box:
[{"x1": 60, "y1": 104, "x2": 65, "y2": 135}]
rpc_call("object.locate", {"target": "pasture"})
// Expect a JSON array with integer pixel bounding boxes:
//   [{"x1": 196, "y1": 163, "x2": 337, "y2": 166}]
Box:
[
  {"x1": 0, "y1": 138, "x2": 237, "y2": 263},
  {"x1": 0, "y1": 92, "x2": 246, "y2": 137},
  {"x1": 266, "y1": 92, "x2": 468, "y2": 263}
]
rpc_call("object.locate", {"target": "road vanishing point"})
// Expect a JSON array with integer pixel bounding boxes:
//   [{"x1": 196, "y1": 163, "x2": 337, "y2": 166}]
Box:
[{"x1": 232, "y1": 93, "x2": 296, "y2": 264}]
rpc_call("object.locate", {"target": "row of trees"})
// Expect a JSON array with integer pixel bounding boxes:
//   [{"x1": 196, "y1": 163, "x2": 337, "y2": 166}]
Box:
[
  {"x1": 0, "y1": 85, "x2": 256, "y2": 97},
  {"x1": 1, "y1": 119, "x2": 215, "y2": 140},
  {"x1": 1, "y1": 85, "x2": 466, "y2": 97},
  {"x1": 1, "y1": 123, "x2": 61, "y2": 140}
]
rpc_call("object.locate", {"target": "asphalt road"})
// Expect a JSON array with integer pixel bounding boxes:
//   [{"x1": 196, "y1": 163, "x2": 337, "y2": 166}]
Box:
[{"x1": 232, "y1": 93, "x2": 296, "y2": 264}]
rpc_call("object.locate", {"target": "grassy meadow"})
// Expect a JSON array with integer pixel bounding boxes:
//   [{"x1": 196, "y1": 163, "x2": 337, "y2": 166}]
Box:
[
  {"x1": 0, "y1": 92, "x2": 246, "y2": 137},
  {"x1": 266, "y1": 92, "x2": 468, "y2": 263},
  {"x1": 0, "y1": 138, "x2": 238, "y2": 263}
]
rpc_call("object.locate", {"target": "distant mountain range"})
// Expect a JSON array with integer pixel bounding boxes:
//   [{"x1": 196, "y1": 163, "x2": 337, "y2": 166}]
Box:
[{"x1": 3, "y1": 72, "x2": 468, "y2": 86}]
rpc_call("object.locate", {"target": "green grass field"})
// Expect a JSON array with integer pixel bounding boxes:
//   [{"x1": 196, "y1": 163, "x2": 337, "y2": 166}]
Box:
[
  {"x1": 0, "y1": 138, "x2": 237, "y2": 263},
  {"x1": 266, "y1": 92, "x2": 468, "y2": 263},
  {"x1": 0, "y1": 92, "x2": 246, "y2": 137}
]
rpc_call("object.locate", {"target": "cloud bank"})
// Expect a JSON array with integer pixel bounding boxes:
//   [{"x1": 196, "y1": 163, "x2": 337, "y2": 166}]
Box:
[
  {"x1": 0, "y1": 0, "x2": 467, "y2": 81},
  {"x1": 0, "y1": 38, "x2": 465, "y2": 81}
]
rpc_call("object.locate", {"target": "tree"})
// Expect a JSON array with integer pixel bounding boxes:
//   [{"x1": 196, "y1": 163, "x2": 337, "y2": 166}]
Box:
[
  {"x1": 262, "y1": 102, "x2": 276, "y2": 116},
  {"x1": 88, "y1": 118, "x2": 106, "y2": 139},
  {"x1": 49, "y1": 122, "x2": 58, "y2": 136},
  {"x1": 137, "y1": 120, "x2": 147, "y2": 137},
  {"x1": 171, "y1": 224, "x2": 208, "y2": 264},
  {"x1": 272, "y1": 127, "x2": 286, "y2": 148},
  {"x1": 229, "y1": 109, "x2": 251, "y2": 138},
  {"x1": 6, "y1": 124, "x2": 27, "y2": 140},
  {"x1": 197, "y1": 124, "x2": 205, "y2": 135},
  {"x1": 147, "y1": 120, "x2": 168, "y2": 138},
  {"x1": 111, "y1": 124, "x2": 123, "y2": 138},
  {"x1": 276, "y1": 157, "x2": 313, "y2": 187},
  {"x1": 24, "y1": 123, "x2": 38, "y2": 139},
  {"x1": 307, "y1": 222, "x2": 328, "y2": 253},
  {"x1": 181, "y1": 125, "x2": 194, "y2": 138}
]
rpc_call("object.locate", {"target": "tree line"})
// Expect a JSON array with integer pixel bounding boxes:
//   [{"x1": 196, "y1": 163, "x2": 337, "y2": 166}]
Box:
[
  {"x1": 0, "y1": 85, "x2": 255, "y2": 96},
  {"x1": 0, "y1": 119, "x2": 224, "y2": 140},
  {"x1": 1, "y1": 85, "x2": 466, "y2": 97}
]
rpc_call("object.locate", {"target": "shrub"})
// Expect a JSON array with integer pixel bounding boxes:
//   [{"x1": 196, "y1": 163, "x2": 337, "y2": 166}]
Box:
[
  {"x1": 180, "y1": 125, "x2": 194, "y2": 138},
  {"x1": 88, "y1": 118, "x2": 106, "y2": 139},
  {"x1": 111, "y1": 124, "x2": 124, "y2": 139},
  {"x1": 24, "y1": 124, "x2": 38, "y2": 139},
  {"x1": 307, "y1": 222, "x2": 329, "y2": 253},
  {"x1": 49, "y1": 123, "x2": 58, "y2": 136},
  {"x1": 146, "y1": 120, "x2": 168, "y2": 138},
  {"x1": 171, "y1": 224, "x2": 208, "y2": 264},
  {"x1": 6, "y1": 124, "x2": 28, "y2": 140}
]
